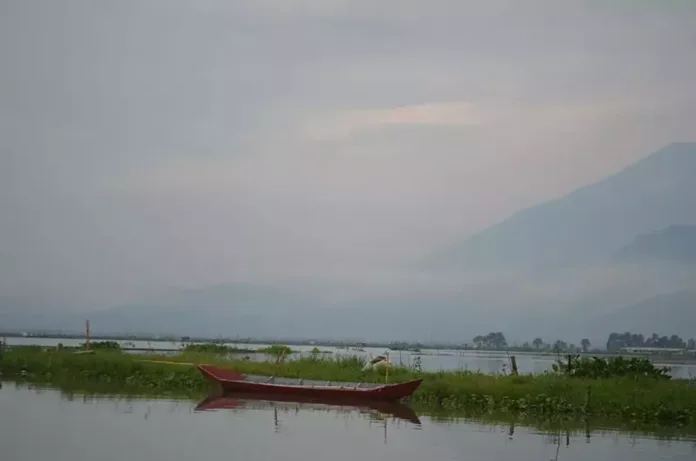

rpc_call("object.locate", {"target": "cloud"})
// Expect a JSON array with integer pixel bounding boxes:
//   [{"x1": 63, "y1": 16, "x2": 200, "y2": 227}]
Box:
[{"x1": 298, "y1": 101, "x2": 482, "y2": 141}]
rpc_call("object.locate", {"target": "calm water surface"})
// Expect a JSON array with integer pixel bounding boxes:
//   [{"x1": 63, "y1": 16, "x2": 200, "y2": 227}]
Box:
[
  {"x1": 1, "y1": 384, "x2": 695, "y2": 461},
  {"x1": 7, "y1": 336, "x2": 696, "y2": 378}
]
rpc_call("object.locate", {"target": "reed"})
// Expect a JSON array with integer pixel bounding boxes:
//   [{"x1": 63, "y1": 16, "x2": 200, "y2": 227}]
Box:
[{"x1": 2, "y1": 346, "x2": 695, "y2": 427}]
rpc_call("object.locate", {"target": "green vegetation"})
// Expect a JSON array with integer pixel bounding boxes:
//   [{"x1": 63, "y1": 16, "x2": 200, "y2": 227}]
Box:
[
  {"x1": 2, "y1": 346, "x2": 696, "y2": 428},
  {"x1": 388, "y1": 341, "x2": 423, "y2": 352},
  {"x1": 256, "y1": 344, "x2": 294, "y2": 357},
  {"x1": 85, "y1": 341, "x2": 122, "y2": 350},
  {"x1": 472, "y1": 332, "x2": 508, "y2": 349},
  {"x1": 181, "y1": 343, "x2": 256, "y2": 354},
  {"x1": 469, "y1": 331, "x2": 696, "y2": 355},
  {"x1": 180, "y1": 343, "x2": 297, "y2": 356},
  {"x1": 552, "y1": 355, "x2": 671, "y2": 380},
  {"x1": 606, "y1": 331, "x2": 696, "y2": 351},
  {"x1": 471, "y1": 333, "x2": 584, "y2": 354}
]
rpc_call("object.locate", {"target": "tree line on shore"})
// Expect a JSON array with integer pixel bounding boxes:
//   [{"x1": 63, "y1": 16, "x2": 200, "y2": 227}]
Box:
[
  {"x1": 470, "y1": 332, "x2": 590, "y2": 353},
  {"x1": 470, "y1": 332, "x2": 696, "y2": 353},
  {"x1": 605, "y1": 332, "x2": 696, "y2": 352}
]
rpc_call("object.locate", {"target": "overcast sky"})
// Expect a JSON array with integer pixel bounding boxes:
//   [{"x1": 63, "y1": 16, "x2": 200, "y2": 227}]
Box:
[{"x1": 2, "y1": 0, "x2": 695, "y2": 308}]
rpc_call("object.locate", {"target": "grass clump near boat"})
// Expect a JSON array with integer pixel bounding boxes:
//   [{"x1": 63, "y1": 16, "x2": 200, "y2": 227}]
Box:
[{"x1": 2, "y1": 346, "x2": 695, "y2": 427}]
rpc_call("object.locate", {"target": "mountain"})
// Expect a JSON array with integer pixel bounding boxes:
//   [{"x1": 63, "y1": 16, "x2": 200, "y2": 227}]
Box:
[
  {"x1": 419, "y1": 142, "x2": 696, "y2": 271},
  {"x1": 84, "y1": 283, "x2": 326, "y2": 337},
  {"x1": 592, "y1": 290, "x2": 696, "y2": 341},
  {"x1": 4, "y1": 142, "x2": 696, "y2": 343},
  {"x1": 83, "y1": 286, "x2": 516, "y2": 342},
  {"x1": 0, "y1": 281, "x2": 532, "y2": 342},
  {"x1": 614, "y1": 225, "x2": 696, "y2": 264},
  {"x1": 408, "y1": 142, "x2": 696, "y2": 344}
]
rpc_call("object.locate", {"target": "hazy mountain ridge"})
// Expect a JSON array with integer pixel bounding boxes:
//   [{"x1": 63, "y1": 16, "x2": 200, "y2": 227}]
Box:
[
  {"x1": 418, "y1": 142, "x2": 696, "y2": 271},
  {"x1": 2, "y1": 143, "x2": 695, "y2": 343},
  {"x1": 594, "y1": 290, "x2": 696, "y2": 341},
  {"x1": 614, "y1": 225, "x2": 696, "y2": 264}
]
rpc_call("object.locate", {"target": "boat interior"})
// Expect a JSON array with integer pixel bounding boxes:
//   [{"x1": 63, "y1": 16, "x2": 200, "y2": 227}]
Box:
[{"x1": 242, "y1": 374, "x2": 385, "y2": 389}]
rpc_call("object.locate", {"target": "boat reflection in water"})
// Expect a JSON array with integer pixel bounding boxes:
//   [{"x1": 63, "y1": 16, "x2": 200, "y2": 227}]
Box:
[{"x1": 194, "y1": 392, "x2": 422, "y2": 427}]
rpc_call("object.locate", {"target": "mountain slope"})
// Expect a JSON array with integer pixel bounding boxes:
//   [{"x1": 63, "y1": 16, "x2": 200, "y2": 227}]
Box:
[
  {"x1": 419, "y1": 142, "x2": 696, "y2": 271},
  {"x1": 85, "y1": 283, "x2": 326, "y2": 337},
  {"x1": 614, "y1": 225, "x2": 696, "y2": 264},
  {"x1": 592, "y1": 290, "x2": 696, "y2": 340}
]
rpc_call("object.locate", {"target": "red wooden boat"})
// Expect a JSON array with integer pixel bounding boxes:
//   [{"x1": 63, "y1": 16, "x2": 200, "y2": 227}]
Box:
[
  {"x1": 194, "y1": 393, "x2": 422, "y2": 424},
  {"x1": 197, "y1": 364, "x2": 422, "y2": 402}
]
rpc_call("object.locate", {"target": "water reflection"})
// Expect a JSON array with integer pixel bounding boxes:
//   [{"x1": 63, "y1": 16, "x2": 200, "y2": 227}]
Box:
[
  {"x1": 3, "y1": 382, "x2": 696, "y2": 461},
  {"x1": 193, "y1": 393, "x2": 422, "y2": 443},
  {"x1": 194, "y1": 393, "x2": 422, "y2": 425}
]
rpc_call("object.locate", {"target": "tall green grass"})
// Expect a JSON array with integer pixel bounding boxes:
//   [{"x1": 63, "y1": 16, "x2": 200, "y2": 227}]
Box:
[{"x1": 2, "y1": 346, "x2": 695, "y2": 427}]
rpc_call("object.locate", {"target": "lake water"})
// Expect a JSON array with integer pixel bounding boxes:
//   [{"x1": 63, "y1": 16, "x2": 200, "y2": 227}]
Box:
[
  {"x1": 2, "y1": 383, "x2": 695, "y2": 461},
  {"x1": 6, "y1": 336, "x2": 696, "y2": 379}
]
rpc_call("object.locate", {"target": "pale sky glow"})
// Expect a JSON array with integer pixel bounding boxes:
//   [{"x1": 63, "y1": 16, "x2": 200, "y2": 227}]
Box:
[
  {"x1": 2, "y1": 0, "x2": 695, "y2": 310},
  {"x1": 297, "y1": 102, "x2": 484, "y2": 141}
]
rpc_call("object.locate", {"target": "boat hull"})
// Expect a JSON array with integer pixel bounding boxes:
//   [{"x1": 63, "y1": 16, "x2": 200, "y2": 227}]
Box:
[{"x1": 197, "y1": 365, "x2": 422, "y2": 401}]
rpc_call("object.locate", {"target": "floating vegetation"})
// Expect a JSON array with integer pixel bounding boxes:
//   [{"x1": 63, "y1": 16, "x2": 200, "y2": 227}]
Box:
[
  {"x1": 85, "y1": 341, "x2": 122, "y2": 351},
  {"x1": 552, "y1": 354, "x2": 672, "y2": 380},
  {"x1": 181, "y1": 343, "x2": 256, "y2": 354},
  {"x1": 2, "y1": 346, "x2": 696, "y2": 428},
  {"x1": 256, "y1": 344, "x2": 294, "y2": 357}
]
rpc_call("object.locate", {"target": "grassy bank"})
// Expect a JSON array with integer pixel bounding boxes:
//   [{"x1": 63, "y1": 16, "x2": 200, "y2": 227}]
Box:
[{"x1": 2, "y1": 346, "x2": 696, "y2": 428}]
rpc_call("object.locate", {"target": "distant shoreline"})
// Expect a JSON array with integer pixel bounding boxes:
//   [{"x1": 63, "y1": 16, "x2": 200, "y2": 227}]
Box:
[{"x1": 3, "y1": 332, "x2": 696, "y2": 365}]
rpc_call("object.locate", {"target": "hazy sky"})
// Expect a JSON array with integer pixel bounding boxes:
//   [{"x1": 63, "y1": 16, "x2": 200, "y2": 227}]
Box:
[{"x1": 2, "y1": 0, "x2": 696, "y2": 308}]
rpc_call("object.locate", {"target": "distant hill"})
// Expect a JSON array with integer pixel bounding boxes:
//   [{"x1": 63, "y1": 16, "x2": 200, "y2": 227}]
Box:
[
  {"x1": 4, "y1": 142, "x2": 696, "y2": 343},
  {"x1": 591, "y1": 290, "x2": 696, "y2": 341},
  {"x1": 83, "y1": 285, "x2": 508, "y2": 342},
  {"x1": 614, "y1": 225, "x2": 696, "y2": 264},
  {"x1": 419, "y1": 142, "x2": 696, "y2": 271}
]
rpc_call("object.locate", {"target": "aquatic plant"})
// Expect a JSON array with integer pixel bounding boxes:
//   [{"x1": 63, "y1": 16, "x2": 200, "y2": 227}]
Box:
[
  {"x1": 256, "y1": 344, "x2": 294, "y2": 357},
  {"x1": 84, "y1": 341, "x2": 122, "y2": 351},
  {"x1": 552, "y1": 354, "x2": 671, "y2": 380},
  {"x1": 182, "y1": 343, "x2": 255, "y2": 354}
]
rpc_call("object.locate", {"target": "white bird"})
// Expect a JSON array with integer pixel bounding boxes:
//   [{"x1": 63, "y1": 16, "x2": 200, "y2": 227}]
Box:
[{"x1": 361, "y1": 354, "x2": 392, "y2": 371}]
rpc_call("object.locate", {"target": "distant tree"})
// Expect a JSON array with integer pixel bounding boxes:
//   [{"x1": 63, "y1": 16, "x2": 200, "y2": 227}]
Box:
[
  {"x1": 487, "y1": 332, "x2": 507, "y2": 349},
  {"x1": 552, "y1": 340, "x2": 568, "y2": 353},
  {"x1": 473, "y1": 332, "x2": 508, "y2": 349},
  {"x1": 606, "y1": 331, "x2": 686, "y2": 351},
  {"x1": 688, "y1": 338, "x2": 696, "y2": 350},
  {"x1": 669, "y1": 334, "x2": 686, "y2": 349},
  {"x1": 532, "y1": 338, "x2": 544, "y2": 349},
  {"x1": 581, "y1": 338, "x2": 591, "y2": 352}
]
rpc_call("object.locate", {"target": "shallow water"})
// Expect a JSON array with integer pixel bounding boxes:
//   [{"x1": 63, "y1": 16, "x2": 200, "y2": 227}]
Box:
[
  {"x1": 6, "y1": 336, "x2": 696, "y2": 378},
  {"x1": 1, "y1": 383, "x2": 695, "y2": 461}
]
